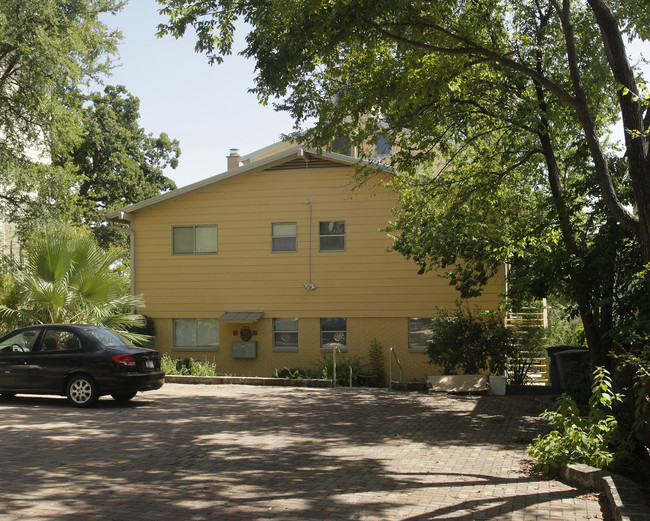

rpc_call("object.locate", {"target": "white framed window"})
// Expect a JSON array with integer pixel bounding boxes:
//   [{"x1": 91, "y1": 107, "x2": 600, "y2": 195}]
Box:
[
  {"x1": 173, "y1": 319, "x2": 219, "y2": 351},
  {"x1": 409, "y1": 318, "x2": 433, "y2": 352},
  {"x1": 273, "y1": 318, "x2": 299, "y2": 351},
  {"x1": 319, "y1": 221, "x2": 345, "y2": 251},
  {"x1": 321, "y1": 317, "x2": 347, "y2": 351},
  {"x1": 272, "y1": 222, "x2": 297, "y2": 252},
  {"x1": 172, "y1": 225, "x2": 218, "y2": 255}
]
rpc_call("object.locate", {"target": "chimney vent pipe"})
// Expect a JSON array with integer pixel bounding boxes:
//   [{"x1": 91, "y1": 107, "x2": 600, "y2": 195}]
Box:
[{"x1": 227, "y1": 148, "x2": 242, "y2": 170}]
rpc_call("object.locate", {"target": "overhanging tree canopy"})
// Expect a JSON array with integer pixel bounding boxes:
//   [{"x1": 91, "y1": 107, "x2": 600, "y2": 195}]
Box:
[{"x1": 156, "y1": 0, "x2": 650, "y2": 363}]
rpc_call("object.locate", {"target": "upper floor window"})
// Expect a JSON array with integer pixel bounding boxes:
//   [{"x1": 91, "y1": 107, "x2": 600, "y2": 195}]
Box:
[
  {"x1": 319, "y1": 221, "x2": 345, "y2": 251},
  {"x1": 376, "y1": 135, "x2": 392, "y2": 156},
  {"x1": 172, "y1": 225, "x2": 218, "y2": 255},
  {"x1": 321, "y1": 317, "x2": 347, "y2": 351},
  {"x1": 272, "y1": 222, "x2": 297, "y2": 252},
  {"x1": 409, "y1": 318, "x2": 433, "y2": 352}
]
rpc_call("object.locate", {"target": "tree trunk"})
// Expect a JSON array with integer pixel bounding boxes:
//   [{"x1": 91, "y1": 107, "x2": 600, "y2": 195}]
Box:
[{"x1": 536, "y1": 90, "x2": 608, "y2": 366}]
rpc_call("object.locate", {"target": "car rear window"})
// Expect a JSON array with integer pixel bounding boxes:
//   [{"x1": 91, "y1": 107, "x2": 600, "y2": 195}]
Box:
[{"x1": 87, "y1": 328, "x2": 129, "y2": 347}]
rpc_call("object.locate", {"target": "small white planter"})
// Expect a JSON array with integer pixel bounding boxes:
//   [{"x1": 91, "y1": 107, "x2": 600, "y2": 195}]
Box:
[{"x1": 489, "y1": 375, "x2": 506, "y2": 395}]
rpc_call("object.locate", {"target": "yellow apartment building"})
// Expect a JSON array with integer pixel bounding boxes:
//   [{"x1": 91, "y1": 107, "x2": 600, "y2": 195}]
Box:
[{"x1": 107, "y1": 143, "x2": 503, "y2": 382}]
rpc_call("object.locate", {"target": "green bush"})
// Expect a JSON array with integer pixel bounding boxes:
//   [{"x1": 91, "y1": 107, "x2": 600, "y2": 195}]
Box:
[
  {"x1": 527, "y1": 367, "x2": 631, "y2": 473},
  {"x1": 274, "y1": 367, "x2": 314, "y2": 379},
  {"x1": 427, "y1": 307, "x2": 514, "y2": 374},
  {"x1": 161, "y1": 355, "x2": 217, "y2": 376},
  {"x1": 368, "y1": 338, "x2": 386, "y2": 387}
]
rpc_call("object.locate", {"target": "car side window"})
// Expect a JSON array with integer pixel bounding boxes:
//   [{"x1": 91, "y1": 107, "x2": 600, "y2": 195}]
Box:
[
  {"x1": 0, "y1": 330, "x2": 41, "y2": 354},
  {"x1": 40, "y1": 330, "x2": 82, "y2": 352}
]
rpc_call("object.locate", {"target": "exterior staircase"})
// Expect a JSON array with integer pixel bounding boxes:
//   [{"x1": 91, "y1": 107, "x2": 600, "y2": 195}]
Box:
[{"x1": 505, "y1": 303, "x2": 550, "y2": 385}]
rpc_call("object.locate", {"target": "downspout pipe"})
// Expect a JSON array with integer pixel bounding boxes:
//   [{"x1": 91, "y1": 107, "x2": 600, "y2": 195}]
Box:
[{"x1": 109, "y1": 211, "x2": 136, "y2": 297}]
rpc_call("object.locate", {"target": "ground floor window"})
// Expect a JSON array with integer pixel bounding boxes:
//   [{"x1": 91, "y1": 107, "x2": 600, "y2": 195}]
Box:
[
  {"x1": 273, "y1": 318, "x2": 299, "y2": 351},
  {"x1": 173, "y1": 318, "x2": 219, "y2": 351},
  {"x1": 321, "y1": 317, "x2": 347, "y2": 351},
  {"x1": 409, "y1": 318, "x2": 433, "y2": 352}
]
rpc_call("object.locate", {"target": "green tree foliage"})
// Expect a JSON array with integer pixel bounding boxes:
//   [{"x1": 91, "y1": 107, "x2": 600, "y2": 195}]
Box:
[
  {"x1": 0, "y1": 0, "x2": 123, "y2": 165},
  {"x1": 0, "y1": 85, "x2": 180, "y2": 250},
  {"x1": 156, "y1": 0, "x2": 649, "y2": 366},
  {"x1": 53, "y1": 85, "x2": 180, "y2": 248},
  {"x1": 0, "y1": 225, "x2": 147, "y2": 343}
]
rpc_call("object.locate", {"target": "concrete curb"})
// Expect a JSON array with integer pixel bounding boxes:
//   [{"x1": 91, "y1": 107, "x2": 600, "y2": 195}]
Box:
[
  {"x1": 164, "y1": 374, "x2": 332, "y2": 388},
  {"x1": 560, "y1": 464, "x2": 649, "y2": 521}
]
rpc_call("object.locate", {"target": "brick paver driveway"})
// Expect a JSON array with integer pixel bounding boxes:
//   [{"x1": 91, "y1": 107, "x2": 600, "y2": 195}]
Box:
[{"x1": 0, "y1": 384, "x2": 608, "y2": 520}]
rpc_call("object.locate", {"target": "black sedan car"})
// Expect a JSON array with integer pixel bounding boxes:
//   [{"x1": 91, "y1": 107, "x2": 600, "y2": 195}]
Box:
[{"x1": 0, "y1": 324, "x2": 164, "y2": 407}]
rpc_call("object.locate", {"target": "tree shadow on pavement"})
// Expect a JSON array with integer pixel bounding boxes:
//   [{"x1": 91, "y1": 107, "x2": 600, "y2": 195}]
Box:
[{"x1": 0, "y1": 386, "x2": 605, "y2": 520}]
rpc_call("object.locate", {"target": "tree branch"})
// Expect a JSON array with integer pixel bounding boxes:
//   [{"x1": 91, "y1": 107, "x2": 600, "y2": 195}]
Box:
[
  {"x1": 551, "y1": 0, "x2": 639, "y2": 234},
  {"x1": 363, "y1": 18, "x2": 578, "y2": 109}
]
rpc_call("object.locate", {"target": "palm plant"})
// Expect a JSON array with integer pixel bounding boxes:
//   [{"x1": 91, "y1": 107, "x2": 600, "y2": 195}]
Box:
[{"x1": 0, "y1": 226, "x2": 148, "y2": 344}]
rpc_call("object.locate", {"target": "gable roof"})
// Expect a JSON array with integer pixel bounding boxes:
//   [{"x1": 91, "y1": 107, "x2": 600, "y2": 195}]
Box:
[{"x1": 106, "y1": 144, "x2": 390, "y2": 223}]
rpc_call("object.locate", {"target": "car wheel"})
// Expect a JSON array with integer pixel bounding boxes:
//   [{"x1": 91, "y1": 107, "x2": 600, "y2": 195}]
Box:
[
  {"x1": 66, "y1": 375, "x2": 98, "y2": 407},
  {"x1": 111, "y1": 391, "x2": 137, "y2": 402}
]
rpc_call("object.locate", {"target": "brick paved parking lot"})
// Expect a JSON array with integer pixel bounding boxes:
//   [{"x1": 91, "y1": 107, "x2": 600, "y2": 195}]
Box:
[{"x1": 0, "y1": 384, "x2": 608, "y2": 520}]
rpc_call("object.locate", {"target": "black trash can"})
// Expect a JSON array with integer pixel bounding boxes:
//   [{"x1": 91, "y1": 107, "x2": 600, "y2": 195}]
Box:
[
  {"x1": 554, "y1": 348, "x2": 591, "y2": 404},
  {"x1": 546, "y1": 345, "x2": 583, "y2": 394}
]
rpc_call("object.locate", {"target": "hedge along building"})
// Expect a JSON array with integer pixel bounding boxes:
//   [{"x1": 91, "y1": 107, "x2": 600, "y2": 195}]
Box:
[{"x1": 107, "y1": 142, "x2": 503, "y2": 382}]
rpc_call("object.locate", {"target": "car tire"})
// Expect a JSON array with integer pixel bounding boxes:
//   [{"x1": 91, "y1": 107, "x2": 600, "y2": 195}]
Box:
[
  {"x1": 66, "y1": 375, "x2": 99, "y2": 407},
  {"x1": 111, "y1": 391, "x2": 137, "y2": 402}
]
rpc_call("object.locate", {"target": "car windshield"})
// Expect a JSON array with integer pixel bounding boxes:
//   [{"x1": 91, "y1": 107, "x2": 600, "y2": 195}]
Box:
[{"x1": 86, "y1": 328, "x2": 130, "y2": 347}]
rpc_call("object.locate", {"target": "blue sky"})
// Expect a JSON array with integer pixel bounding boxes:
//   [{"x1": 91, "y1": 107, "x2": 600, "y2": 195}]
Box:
[{"x1": 101, "y1": 1, "x2": 295, "y2": 187}]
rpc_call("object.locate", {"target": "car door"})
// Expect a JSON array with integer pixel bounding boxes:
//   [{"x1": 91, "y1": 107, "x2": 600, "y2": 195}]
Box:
[
  {"x1": 29, "y1": 328, "x2": 85, "y2": 392},
  {"x1": 0, "y1": 329, "x2": 42, "y2": 390}
]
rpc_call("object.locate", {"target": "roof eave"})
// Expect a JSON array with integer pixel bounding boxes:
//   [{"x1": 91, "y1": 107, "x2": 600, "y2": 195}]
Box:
[{"x1": 105, "y1": 146, "x2": 391, "y2": 221}]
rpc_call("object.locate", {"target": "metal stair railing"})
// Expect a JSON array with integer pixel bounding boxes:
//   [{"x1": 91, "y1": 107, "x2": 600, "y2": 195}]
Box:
[
  {"x1": 389, "y1": 348, "x2": 403, "y2": 389},
  {"x1": 332, "y1": 347, "x2": 352, "y2": 387}
]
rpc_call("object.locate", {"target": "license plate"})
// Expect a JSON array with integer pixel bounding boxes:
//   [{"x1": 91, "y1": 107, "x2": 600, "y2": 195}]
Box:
[{"x1": 145, "y1": 360, "x2": 154, "y2": 369}]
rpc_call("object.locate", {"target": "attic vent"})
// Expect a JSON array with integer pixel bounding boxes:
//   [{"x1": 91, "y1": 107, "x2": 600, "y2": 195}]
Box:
[{"x1": 263, "y1": 157, "x2": 347, "y2": 171}]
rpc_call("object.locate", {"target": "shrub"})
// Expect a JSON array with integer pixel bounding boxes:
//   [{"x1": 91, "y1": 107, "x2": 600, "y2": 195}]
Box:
[
  {"x1": 527, "y1": 367, "x2": 632, "y2": 473},
  {"x1": 161, "y1": 355, "x2": 217, "y2": 376},
  {"x1": 427, "y1": 307, "x2": 514, "y2": 374},
  {"x1": 368, "y1": 338, "x2": 386, "y2": 387},
  {"x1": 275, "y1": 367, "x2": 314, "y2": 379}
]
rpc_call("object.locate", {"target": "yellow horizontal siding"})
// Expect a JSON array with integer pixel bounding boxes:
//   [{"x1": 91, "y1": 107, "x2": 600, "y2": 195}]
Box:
[{"x1": 133, "y1": 164, "x2": 502, "y2": 323}]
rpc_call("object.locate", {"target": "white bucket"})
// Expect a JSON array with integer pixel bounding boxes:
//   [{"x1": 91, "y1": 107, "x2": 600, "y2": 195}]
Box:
[{"x1": 489, "y1": 375, "x2": 506, "y2": 395}]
